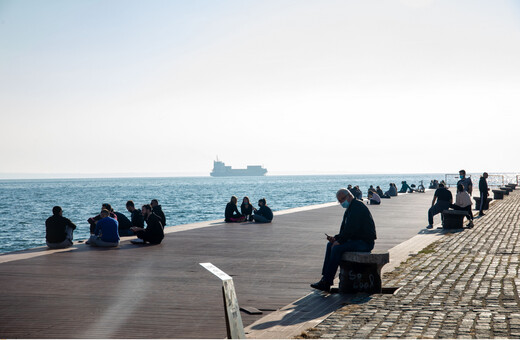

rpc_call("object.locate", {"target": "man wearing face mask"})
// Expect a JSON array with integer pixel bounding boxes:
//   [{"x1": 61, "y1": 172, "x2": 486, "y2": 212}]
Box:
[
  {"x1": 310, "y1": 188, "x2": 377, "y2": 292},
  {"x1": 457, "y1": 169, "x2": 473, "y2": 195}
]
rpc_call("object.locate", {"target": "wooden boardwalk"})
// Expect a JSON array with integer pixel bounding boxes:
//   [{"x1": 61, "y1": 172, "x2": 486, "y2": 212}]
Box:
[{"x1": 0, "y1": 190, "x2": 442, "y2": 338}]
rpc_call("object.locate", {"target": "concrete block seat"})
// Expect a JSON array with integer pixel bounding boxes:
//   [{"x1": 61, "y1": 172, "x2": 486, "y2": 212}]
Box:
[
  {"x1": 493, "y1": 190, "x2": 506, "y2": 200},
  {"x1": 442, "y1": 210, "x2": 470, "y2": 229},
  {"x1": 506, "y1": 184, "x2": 517, "y2": 190},
  {"x1": 473, "y1": 196, "x2": 492, "y2": 210},
  {"x1": 500, "y1": 187, "x2": 512, "y2": 194},
  {"x1": 339, "y1": 251, "x2": 389, "y2": 294}
]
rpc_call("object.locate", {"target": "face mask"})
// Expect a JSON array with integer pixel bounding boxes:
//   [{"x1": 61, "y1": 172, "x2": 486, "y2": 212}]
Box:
[
  {"x1": 341, "y1": 200, "x2": 350, "y2": 209},
  {"x1": 460, "y1": 175, "x2": 464, "y2": 179}
]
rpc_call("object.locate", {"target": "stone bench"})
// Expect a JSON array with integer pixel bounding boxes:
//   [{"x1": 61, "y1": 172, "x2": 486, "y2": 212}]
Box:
[
  {"x1": 339, "y1": 251, "x2": 389, "y2": 294},
  {"x1": 441, "y1": 210, "x2": 469, "y2": 229},
  {"x1": 500, "y1": 187, "x2": 512, "y2": 194},
  {"x1": 473, "y1": 196, "x2": 492, "y2": 210},
  {"x1": 506, "y1": 183, "x2": 517, "y2": 190},
  {"x1": 493, "y1": 190, "x2": 506, "y2": 200}
]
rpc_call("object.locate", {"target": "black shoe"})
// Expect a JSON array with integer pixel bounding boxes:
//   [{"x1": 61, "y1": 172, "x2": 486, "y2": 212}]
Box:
[
  {"x1": 310, "y1": 280, "x2": 331, "y2": 292},
  {"x1": 479, "y1": 213, "x2": 485, "y2": 216}
]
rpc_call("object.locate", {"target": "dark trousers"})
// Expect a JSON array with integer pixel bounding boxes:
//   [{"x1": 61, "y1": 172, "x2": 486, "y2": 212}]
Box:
[
  {"x1": 428, "y1": 200, "x2": 451, "y2": 225},
  {"x1": 479, "y1": 192, "x2": 488, "y2": 214},
  {"x1": 321, "y1": 239, "x2": 374, "y2": 284}
]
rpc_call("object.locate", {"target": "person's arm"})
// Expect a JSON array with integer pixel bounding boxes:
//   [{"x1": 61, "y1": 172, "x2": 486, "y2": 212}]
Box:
[
  {"x1": 431, "y1": 195, "x2": 437, "y2": 206},
  {"x1": 65, "y1": 218, "x2": 76, "y2": 230},
  {"x1": 468, "y1": 183, "x2": 473, "y2": 195}
]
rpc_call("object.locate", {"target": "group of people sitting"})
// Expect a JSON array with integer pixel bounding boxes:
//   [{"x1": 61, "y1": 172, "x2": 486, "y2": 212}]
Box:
[
  {"x1": 45, "y1": 199, "x2": 167, "y2": 249},
  {"x1": 225, "y1": 196, "x2": 273, "y2": 223}
]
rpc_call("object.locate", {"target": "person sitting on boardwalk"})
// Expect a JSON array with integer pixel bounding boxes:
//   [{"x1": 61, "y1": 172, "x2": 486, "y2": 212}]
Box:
[
  {"x1": 368, "y1": 189, "x2": 381, "y2": 205},
  {"x1": 87, "y1": 203, "x2": 118, "y2": 234},
  {"x1": 253, "y1": 198, "x2": 273, "y2": 223},
  {"x1": 240, "y1": 196, "x2": 254, "y2": 222},
  {"x1": 45, "y1": 206, "x2": 77, "y2": 249},
  {"x1": 479, "y1": 172, "x2": 489, "y2": 216},
  {"x1": 151, "y1": 199, "x2": 166, "y2": 227},
  {"x1": 126, "y1": 200, "x2": 144, "y2": 231},
  {"x1": 225, "y1": 196, "x2": 245, "y2": 222},
  {"x1": 399, "y1": 181, "x2": 413, "y2": 193},
  {"x1": 457, "y1": 169, "x2": 473, "y2": 195},
  {"x1": 376, "y1": 186, "x2": 385, "y2": 197},
  {"x1": 311, "y1": 188, "x2": 376, "y2": 292},
  {"x1": 87, "y1": 209, "x2": 120, "y2": 247},
  {"x1": 130, "y1": 204, "x2": 164, "y2": 244},
  {"x1": 385, "y1": 183, "x2": 398, "y2": 197},
  {"x1": 114, "y1": 210, "x2": 133, "y2": 236},
  {"x1": 450, "y1": 184, "x2": 474, "y2": 228},
  {"x1": 351, "y1": 185, "x2": 363, "y2": 200},
  {"x1": 427, "y1": 183, "x2": 453, "y2": 229}
]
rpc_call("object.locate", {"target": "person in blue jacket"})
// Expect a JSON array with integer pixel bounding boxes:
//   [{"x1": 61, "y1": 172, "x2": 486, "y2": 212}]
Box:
[{"x1": 87, "y1": 209, "x2": 120, "y2": 247}]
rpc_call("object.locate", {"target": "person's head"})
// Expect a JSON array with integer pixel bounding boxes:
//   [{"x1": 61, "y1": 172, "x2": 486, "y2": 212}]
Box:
[
  {"x1": 402, "y1": 181, "x2": 406, "y2": 184},
  {"x1": 100, "y1": 209, "x2": 110, "y2": 218},
  {"x1": 242, "y1": 197, "x2": 250, "y2": 205},
  {"x1": 230, "y1": 196, "x2": 237, "y2": 205},
  {"x1": 483, "y1": 172, "x2": 488, "y2": 178},
  {"x1": 457, "y1": 184, "x2": 464, "y2": 192},
  {"x1": 376, "y1": 186, "x2": 381, "y2": 189},
  {"x1": 150, "y1": 199, "x2": 159, "y2": 207},
  {"x1": 459, "y1": 170, "x2": 466, "y2": 179},
  {"x1": 52, "y1": 206, "x2": 62, "y2": 216},
  {"x1": 347, "y1": 184, "x2": 352, "y2": 189},
  {"x1": 102, "y1": 203, "x2": 112, "y2": 212},
  {"x1": 126, "y1": 200, "x2": 135, "y2": 212},
  {"x1": 142, "y1": 204, "x2": 152, "y2": 217},
  {"x1": 439, "y1": 183, "x2": 445, "y2": 188},
  {"x1": 336, "y1": 188, "x2": 354, "y2": 208},
  {"x1": 258, "y1": 198, "x2": 266, "y2": 207}
]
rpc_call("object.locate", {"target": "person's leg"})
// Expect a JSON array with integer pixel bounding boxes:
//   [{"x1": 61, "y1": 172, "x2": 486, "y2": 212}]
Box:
[
  {"x1": 118, "y1": 229, "x2": 135, "y2": 236},
  {"x1": 90, "y1": 237, "x2": 118, "y2": 247},
  {"x1": 253, "y1": 215, "x2": 269, "y2": 223},
  {"x1": 322, "y1": 240, "x2": 374, "y2": 285},
  {"x1": 321, "y1": 242, "x2": 333, "y2": 278},
  {"x1": 479, "y1": 192, "x2": 486, "y2": 215}
]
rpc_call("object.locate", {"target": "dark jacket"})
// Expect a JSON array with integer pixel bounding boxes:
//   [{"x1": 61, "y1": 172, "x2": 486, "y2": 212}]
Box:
[
  {"x1": 131, "y1": 209, "x2": 144, "y2": 228},
  {"x1": 254, "y1": 205, "x2": 273, "y2": 221},
  {"x1": 334, "y1": 199, "x2": 376, "y2": 244},
  {"x1": 114, "y1": 211, "x2": 132, "y2": 231},
  {"x1": 225, "y1": 202, "x2": 242, "y2": 222},
  {"x1": 137, "y1": 213, "x2": 164, "y2": 244},
  {"x1": 46, "y1": 215, "x2": 76, "y2": 243},
  {"x1": 479, "y1": 177, "x2": 488, "y2": 197},
  {"x1": 240, "y1": 203, "x2": 253, "y2": 216},
  {"x1": 152, "y1": 205, "x2": 166, "y2": 227}
]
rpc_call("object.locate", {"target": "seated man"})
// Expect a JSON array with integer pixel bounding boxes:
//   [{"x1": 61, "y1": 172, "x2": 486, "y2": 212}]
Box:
[
  {"x1": 252, "y1": 198, "x2": 273, "y2": 223},
  {"x1": 427, "y1": 183, "x2": 453, "y2": 229},
  {"x1": 114, "y1": 210, "x2": 133, "y2": 236},
  {"x1": 45, "y1": 206, "x2": 76, "y2": 249},
  {"x1": 399, "y1": 181, "x2": 412, "y2": 193},
  {"x1": 151, "y1": 199, "x2": 167, "y2": 227},
  {"x1": 130, "y1": 204, "x2": 164, "y2": 245},
  {"x1": 87, "y1": 209, "x2": 120, "y2": 247},
  {"x1": 368, "y1": 189, "x2": 381, "y2": 205},
  {"x1": 87, "y1": 203, "x2": 118, "y2": 234},
  {"x1": 385, "y1": 183, "x2": 398, "y2": 197},
  {"x1": 311, "y1": 188, "x2": 376, "y2": 292},
  {"x1": 126, "y1": 200, "x2": 144, "y2": 232}
]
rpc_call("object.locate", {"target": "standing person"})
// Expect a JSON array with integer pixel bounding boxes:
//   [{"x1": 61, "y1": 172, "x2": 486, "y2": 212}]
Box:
[
  {"x1": 126, "y1": 200, "x2": 144, "y2": 229},
  {"x1": 478, "y1": 172, "x2": 489, "y2": 216},
  {"x1": 457, "y1": 169, "x2": 473, "y2": 195},
  {"x1": 225, "y1": 196, "x2": 245, "y2": 222},
  {"x1": 130, "y1": 204, "x2": 164, "y2": 245},
  {"x1": 427, "y1": 183, "x2": 453, "y2": 229},
  {"x1": 150, "y1": 199, "x2": 166, "y2": 227},
  {"x1": 240, "y1": 197, "x2": 254, "y2": 222},
  {"x1": 310, "y1": 188, "x2": 376, "y2": 292},
  {"x1": 87, "y1": 209, "x2": 120, "y2": 247},
  {"x1": 253, "y1": 198, "x2": 273, "y2": 223},
  {"x1": 451, "y1": 184, "x2": 474, "y2": 228},
  {"x1": 45, "y1": 206, "x2": 76, "y2": 249}
]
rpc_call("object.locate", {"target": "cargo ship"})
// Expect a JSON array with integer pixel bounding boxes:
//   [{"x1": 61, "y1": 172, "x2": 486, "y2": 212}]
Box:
[{"x1": 210, "y1": 159, "x2": 267, "y2": 177}]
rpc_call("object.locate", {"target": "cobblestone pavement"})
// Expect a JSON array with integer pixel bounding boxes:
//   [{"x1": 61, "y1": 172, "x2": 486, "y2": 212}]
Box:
[{"x1": 304, "y1": 190, "x2": 520, "y2": 339}]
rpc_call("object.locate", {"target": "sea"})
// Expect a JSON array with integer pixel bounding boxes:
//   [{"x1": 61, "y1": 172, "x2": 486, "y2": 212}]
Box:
[{"x1": 1, "y1": 173, "x2": 515, "y2": 254}]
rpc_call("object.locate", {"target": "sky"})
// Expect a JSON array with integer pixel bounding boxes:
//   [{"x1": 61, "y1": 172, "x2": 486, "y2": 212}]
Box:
[{"x1": 1, "y1": 0, "x2": 519, "y2": 178}]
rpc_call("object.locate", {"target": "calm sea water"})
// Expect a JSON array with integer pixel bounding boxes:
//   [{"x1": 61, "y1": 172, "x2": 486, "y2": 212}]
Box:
[{"x1": 1, "y1": 173, "x2": 513, "y2": 254}]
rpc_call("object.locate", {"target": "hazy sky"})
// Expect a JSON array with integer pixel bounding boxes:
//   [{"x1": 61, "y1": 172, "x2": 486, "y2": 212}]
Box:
[{"x1": 1, "y1": 0, "x2": 519, "y2": 178}]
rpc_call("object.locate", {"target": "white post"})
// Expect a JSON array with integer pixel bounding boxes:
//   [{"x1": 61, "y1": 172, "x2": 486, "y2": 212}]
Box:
[{"x1": 200, "y1": 262, "x2": 245, "y2": 339}]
